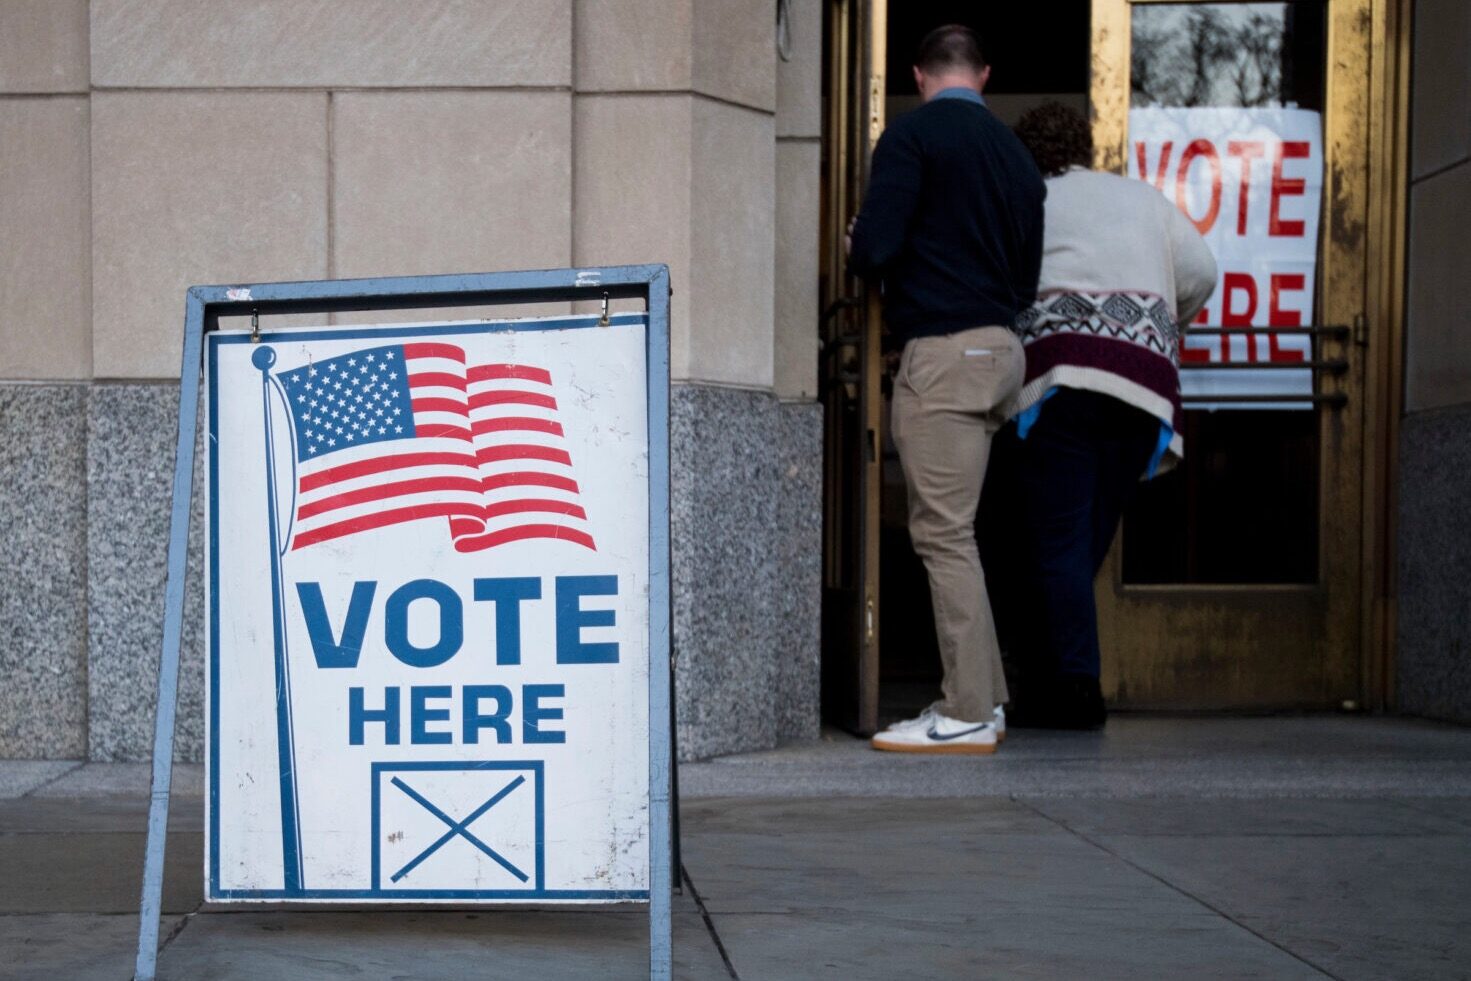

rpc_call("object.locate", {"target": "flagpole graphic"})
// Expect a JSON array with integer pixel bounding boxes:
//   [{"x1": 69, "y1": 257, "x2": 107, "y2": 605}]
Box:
[{"x1": 253, "y1": 344, "x2": 304, "y2": 893}]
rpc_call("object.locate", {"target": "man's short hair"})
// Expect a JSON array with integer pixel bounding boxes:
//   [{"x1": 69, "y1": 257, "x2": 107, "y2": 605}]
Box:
[
  {"x1": 915, "y1": 24, "x2": 987, "y2": 74},
  {"x1": 1014, "y1": 102, "x2": 1094, "y2": 177}
]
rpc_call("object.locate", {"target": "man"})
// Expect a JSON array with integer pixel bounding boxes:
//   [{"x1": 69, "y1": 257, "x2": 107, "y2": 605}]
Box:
[{"x1": 848, "y1": 24, "x2": 1045, "y2": 755}]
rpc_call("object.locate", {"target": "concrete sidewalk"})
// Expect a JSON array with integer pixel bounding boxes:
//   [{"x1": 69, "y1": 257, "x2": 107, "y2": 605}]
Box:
[{"x1": 2, "y1": 716, "x2": 1470, "y2": 979}]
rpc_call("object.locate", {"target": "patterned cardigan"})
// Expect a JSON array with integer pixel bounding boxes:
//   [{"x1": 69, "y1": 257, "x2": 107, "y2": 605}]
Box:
[
  {"x1": 1009, "y1": 168, "x2": 1217, "y2": 472},
  {"x1": 1013, "y1": 288, "x2": 1185, "y2": 465}
]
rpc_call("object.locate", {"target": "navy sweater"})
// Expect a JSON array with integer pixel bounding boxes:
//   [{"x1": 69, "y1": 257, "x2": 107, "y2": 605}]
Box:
[{"x1": 848, "y1": 95, "x2": 1046, "y2": 343}]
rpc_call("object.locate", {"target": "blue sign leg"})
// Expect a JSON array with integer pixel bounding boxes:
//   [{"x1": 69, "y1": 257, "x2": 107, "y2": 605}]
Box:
[
  {"x1": 647, "y1": 268, "x2": 673, "y2": 981},
  {"x1": 134, "y1": 292, "x2": 205, "y2": 981}
]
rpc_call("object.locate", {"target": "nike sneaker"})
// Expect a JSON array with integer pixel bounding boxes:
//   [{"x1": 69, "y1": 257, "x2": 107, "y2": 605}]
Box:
[{"x1": 871, "y1": 708, "x2": 998, "y2": 755}]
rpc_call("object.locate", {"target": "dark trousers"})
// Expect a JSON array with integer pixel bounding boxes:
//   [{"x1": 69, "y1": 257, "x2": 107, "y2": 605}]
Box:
[{"x1": 981, "y1": 389, "x2": 1160, "y2": 685}]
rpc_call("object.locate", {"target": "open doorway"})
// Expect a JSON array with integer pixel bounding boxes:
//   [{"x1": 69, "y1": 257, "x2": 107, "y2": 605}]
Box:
[
  {"x1": 873, "y1": 3, "x2": 1093, "y2": 727},
  {"x1": 824, "y1": 0, "x2": 1386, "y2": 734}
]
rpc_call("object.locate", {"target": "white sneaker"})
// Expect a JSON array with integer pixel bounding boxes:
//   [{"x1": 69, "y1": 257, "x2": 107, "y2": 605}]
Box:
[
  {"x1": 871, "y1": 710, "x2": 998, "y2": 755},
  {"x1": 884, "y1": 703, "x2": 1006, "y2": 741},
  {"x1": 882, "y1": 702, "x2": 941, "y2": 733}
]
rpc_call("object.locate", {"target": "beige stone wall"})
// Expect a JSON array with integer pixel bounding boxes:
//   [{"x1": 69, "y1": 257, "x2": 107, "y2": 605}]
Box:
[
  {"x1": 0, "y1": 96, "x2": 91, "y2": 378},
  {"x1": 0, "y1": 0, "x2": 826, "y2": 763},
  {"x1": 1404, "y1": 0, "x2": 1471, "y2": 412},
  {"x1": 0, "y1": 0, "x2": 822, "y2": 392},
  {"x1": 774, "y1": 0, "x2": 822, "y2": 401}
]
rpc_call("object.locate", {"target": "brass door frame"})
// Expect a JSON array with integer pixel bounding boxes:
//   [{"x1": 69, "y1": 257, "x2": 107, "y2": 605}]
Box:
[
  {"x1": 1088, "y1": 0, "x2": 1410, "y2": 708},
  {"x1": 820, "y1": 0, "x2": 887, "y2": 734},
  {"x1": 1360, "y1": 0, "x2": 1411, "y2": 709}
]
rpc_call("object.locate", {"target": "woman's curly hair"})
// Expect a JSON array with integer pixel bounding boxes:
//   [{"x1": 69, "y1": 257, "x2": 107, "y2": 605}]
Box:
[{"x1": 1014, "y1": 102, "x2": 1093, "y2": 178}]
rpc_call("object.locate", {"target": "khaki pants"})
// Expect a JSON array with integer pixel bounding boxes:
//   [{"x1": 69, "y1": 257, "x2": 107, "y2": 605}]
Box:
[{"x1": 891, "y1": 325, "x2": 1024, "y2": 723}]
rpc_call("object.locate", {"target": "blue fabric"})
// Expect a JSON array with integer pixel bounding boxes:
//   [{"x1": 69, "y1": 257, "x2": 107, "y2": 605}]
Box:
[
  {"x1": 1145, "y1": 422, "x2": 1174, "y2": 479},
  {"x1": 986, "y1": 389, "x2": 1159, "y2": 680},
  {"x1": 1020, "y1": 386, "x2": 1172, "y2": 480},
  {"x1": 1016, "y1": 387, "x2": 1057, "y2": 440},
  {"x1": 932, "y1": 87, "x2": 986, "y2": 106}
]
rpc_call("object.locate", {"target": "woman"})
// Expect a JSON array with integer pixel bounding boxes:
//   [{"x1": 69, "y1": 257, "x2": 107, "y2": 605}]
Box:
[{"x1": 991, "y1": 102, "x2": 1216, "y2": 729}]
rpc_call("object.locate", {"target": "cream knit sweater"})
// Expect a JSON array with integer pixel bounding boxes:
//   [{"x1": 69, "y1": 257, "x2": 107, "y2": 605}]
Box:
[{"x1": 1014, "y1": 166, "x2": 1217, "y2": 467}]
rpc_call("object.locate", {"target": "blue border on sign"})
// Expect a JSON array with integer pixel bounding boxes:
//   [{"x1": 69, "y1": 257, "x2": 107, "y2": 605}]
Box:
[{"x1": 206, "y1": 312, "x2": 651, "y2": 903}]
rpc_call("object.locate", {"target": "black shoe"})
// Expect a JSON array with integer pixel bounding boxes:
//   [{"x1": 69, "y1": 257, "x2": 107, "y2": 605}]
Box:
[
  {"x1": 1005, "y1": 675, "x2": 1107, "y2": 731},
  {"x1": 1053, "y1": 675, "x2": 1107, "y2": 730}
]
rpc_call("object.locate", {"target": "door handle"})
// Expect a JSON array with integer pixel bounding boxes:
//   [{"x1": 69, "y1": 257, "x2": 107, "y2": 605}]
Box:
[{"x1": 1179, "y1": 324, "x2": 1352, "y2": 409}]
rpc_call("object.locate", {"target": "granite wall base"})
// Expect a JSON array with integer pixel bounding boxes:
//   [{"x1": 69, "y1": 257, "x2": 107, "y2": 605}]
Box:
[
  {"x1": 0, "y1": 380, "x2": 825, "y2": 762},
  {"x1": 772, "y1": 399, "x2": 823, "y2": 743},
  {"x1": 1397, "y1": 402, "x2": 1471, "y2": 723},
  {"x1": 670, "y1": 385, "x2": 823, "y2": 759},
  {"x1": 86, "y1": 384, "x2": 207, "y2": 762},
  {"x1": 0, "y1": 385, "x2": 88, "y2": 758}
]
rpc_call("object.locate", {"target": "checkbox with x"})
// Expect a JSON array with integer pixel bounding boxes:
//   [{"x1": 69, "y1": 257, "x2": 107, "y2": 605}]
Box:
[{"x1": 371, "y1": 761, "x2": 544, "y2": 894}]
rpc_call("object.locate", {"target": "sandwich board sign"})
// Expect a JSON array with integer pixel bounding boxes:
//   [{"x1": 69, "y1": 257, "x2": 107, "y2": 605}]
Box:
[{"x1": 134, "y1": 267, "x2": 672, "y2": 980}]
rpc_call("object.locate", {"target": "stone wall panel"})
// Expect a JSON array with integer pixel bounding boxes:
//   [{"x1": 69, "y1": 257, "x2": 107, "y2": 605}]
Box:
[
  {"x1": 1405, "y1": 164, "x2": 1471, "y2": 412},
  {"x1": 775, "y1": 0, "x2": 822, "y2": 137},
  {"x1": 0, "y1": 98, "x2": 91, "y2": 379},
  {"x1": 692, "y1": 0, "x2": 776, "y2": 112},
  {"x1": 1397, "y1": 403, "x2": 1471, "y2": 724},
  {"x1": 86, "y1": 384, "x2": 206, "y2": 762},
  {"x1": 92, "y1": 0, "x2": 569, "y2": 89},
  {"x1": 332, "y1": 90, "x2": 572, "y2": 321},
  {"x1": 1411, "y1": 0, "x2": 1471, "y2": 180},
  {"x1": 671, "y1": 384, "x2": 779, "y2": 759},
  {"x1": 773, "y1": 139, "x2": 819, "y2": 400},
  {"x1": 91, "y1": 92, "x2": 328, "y2": 378},
  {"x1": 0, "y1": 386, "x2": 87, "y2": 757},
  {"x1": 573, "y1": 94, "x2": 693, "y2": 369},
  {"x1": 688, "y1": 99, "x2": 774, "y2": 389},
  {"x1": 574, "y1": 0, "x2": 692, "y2": 94},
  {"x1": 0, "y1": 0, "x2": 87, "y2": 93},
  {"x1": 773, "y1": 400, "x2": 823, "y2": 742}
]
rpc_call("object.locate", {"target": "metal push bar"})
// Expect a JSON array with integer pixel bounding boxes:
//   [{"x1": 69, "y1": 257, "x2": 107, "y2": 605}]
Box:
[{"x1": 1178, "y1": 324, "x2": 1351, "y2": 407}]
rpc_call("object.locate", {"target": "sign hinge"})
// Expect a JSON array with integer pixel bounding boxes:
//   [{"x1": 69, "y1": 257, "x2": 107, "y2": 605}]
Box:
[{"x1": 1353, "y1": 313, "x2": 1369, "y2": 347}]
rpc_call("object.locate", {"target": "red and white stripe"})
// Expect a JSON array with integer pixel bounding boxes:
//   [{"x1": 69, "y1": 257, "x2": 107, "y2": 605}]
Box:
[
  {"x1": 289, "y1": 343, "x2": 595, "y2": 552},
  {"x1": 457, "y1": 359, "x2": 595, "y2": 552}
]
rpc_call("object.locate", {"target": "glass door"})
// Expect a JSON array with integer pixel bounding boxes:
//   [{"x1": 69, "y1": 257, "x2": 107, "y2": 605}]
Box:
[{"x1": 1089, "y1": 0, "x2": 1375, "y2": 708}]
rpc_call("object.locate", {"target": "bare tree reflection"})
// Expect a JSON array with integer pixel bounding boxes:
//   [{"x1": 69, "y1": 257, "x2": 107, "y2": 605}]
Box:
[{"x1": 1132, "y1": 5, "x2": 1291, "y2": 108}]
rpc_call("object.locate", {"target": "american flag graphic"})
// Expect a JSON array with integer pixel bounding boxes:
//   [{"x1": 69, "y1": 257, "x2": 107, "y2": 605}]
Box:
[{"x1": 276, "y1": 342, "x2": 596, "y2": 553}]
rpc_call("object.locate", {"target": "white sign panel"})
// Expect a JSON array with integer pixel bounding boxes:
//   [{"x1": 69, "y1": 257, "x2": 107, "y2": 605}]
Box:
[
  {"x1": 206, "y1": 313, "x2": 651, "y2": 902},
  {"x1": 1128, "y1": 107, "x2": 1323, "y2": 407}
]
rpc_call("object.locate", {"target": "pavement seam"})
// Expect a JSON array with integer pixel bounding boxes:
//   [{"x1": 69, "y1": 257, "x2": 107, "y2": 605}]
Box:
[
  {"x1": 1017, "y1": 798, "x2": 1348, "y2": 981},
  {"x1": 681, "y1": 864, "x2": 740, "y2": 980},
  {"x1": 155, "y1": 904, "x2": 203, "y2": 960},
  {"x1": 19, "y1": 762, "x2": 85, "y2": 798}
]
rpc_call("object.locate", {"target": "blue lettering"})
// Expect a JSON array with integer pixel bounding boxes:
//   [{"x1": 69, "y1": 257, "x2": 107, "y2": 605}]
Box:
[
  {"x1": 555, "y1": 575, "x2": 620, "y2": 664},
  {"x1": 462, "y1": 684, "x2": 513, "y2": 744},
  {"x1": 296, "y1": 581, "x2": 376, "y2": 669},
  {"x1": 472, "y1": 577, "x2": 541, "y2": 665},
  {"x1": 410, "y1": 685, "x2": 453, "y2": 745},
  {"x1": 385, "y1": 579, "x2": 463, "y2": 668},
  {"x1": 349, "y1": 686, "x2": 400, "y2": 745},
  {"x1": 523, "y1": 684, "x2": 566, "y2": 743}
]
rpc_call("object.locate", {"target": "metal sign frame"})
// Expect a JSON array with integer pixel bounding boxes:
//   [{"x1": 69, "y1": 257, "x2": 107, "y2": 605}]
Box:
[{"x1": 133, "y1": 265, "x2": 673, "y2": 981}]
